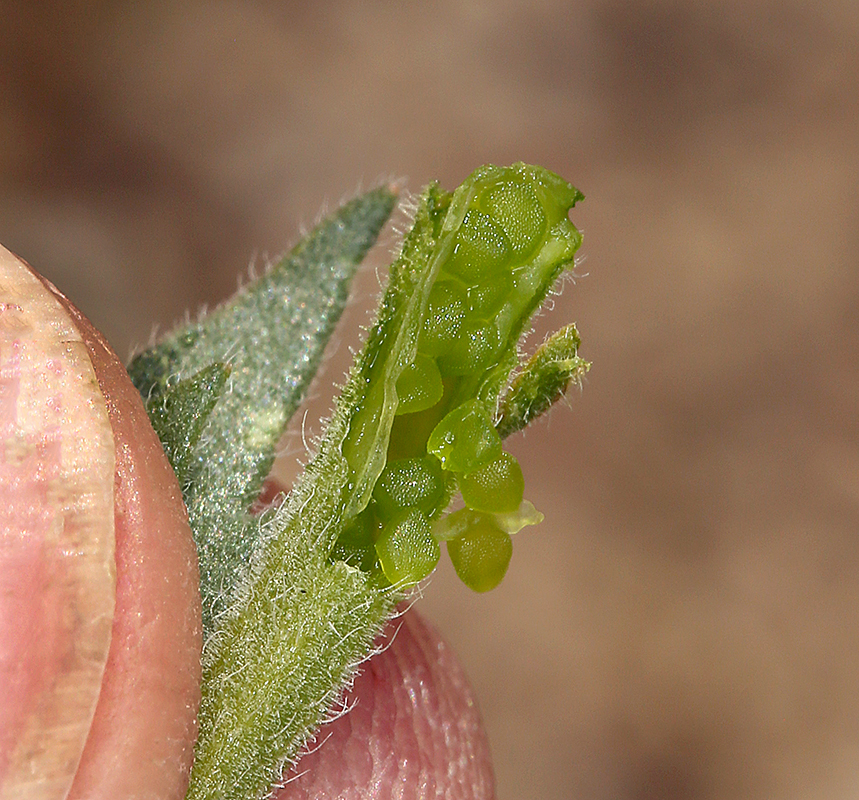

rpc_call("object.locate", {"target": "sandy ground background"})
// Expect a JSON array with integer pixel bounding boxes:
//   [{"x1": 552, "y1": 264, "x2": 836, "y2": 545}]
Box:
[{"x1": 2, "y1": 2, "x2": 859, "y2": 798}]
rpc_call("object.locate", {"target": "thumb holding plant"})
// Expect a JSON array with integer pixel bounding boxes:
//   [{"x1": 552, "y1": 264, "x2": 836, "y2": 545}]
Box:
[{"x1": 0, "y1": 241, "x2": 497, "y2": 800}]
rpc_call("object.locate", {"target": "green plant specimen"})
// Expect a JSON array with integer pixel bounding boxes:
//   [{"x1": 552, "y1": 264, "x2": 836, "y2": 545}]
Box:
[{"x1": 130, "y1": 163, "x2": 588, "y2": 800}]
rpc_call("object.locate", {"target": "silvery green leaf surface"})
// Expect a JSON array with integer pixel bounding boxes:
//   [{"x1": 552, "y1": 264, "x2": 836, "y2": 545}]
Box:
[
  {"x1": 145, "y1": 362, "x2": 230, "y2": 490},
  {"x1": 128, "y1": 186, "x2": 397, "y2": 632}
]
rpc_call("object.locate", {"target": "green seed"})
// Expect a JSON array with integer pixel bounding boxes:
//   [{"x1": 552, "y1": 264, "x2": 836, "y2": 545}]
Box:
[
  {"x1": 447, "y1": 516, "x2": 513, "y2": 592},
  {"x1": 375, "y1": 509, "x2": 440, "y2": 586},
  {"x1": 443, "y1": 209, "x2": 511, "y2": 284},
  {"x1": 418, "y1": 281, "x2": 467, "y2": 357},
  {"x1": 481, "y1": 179, "x2": 547, "y2": 261},
  {"x1": 330, "y1": 506, "x2": 380, "y2": 571},
  {"x1": 395, "y1": 355, "x2": 444, "y2": 415},
  {"x1": 436, "y1": 319, "x2": 503, "y2": 376},
  {"x1": 372, "y1": 456, "x2": 445, "y2": 521},
  {"x1": 427, "y1": 399, "x2": 501, "y2": 473},
  {"x1": 467, "y1": 273, "x2": 513, "y2": 318},
  {"x1": 459, "y1": 451, "x2": 524, "y2": 514}
]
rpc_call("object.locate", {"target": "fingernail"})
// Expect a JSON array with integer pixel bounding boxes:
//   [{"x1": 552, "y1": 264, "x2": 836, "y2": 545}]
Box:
[{"x1": 0, "y1": 245, "x2": 115, "y2": 800}]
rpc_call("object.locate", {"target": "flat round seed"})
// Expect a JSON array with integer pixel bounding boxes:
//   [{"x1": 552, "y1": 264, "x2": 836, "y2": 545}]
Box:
[
  {"x1": 418, "y1": 281, "x2": 467, "y2": 358},
  {"x1": 467, "y1": 272, "x2": 513, "y2": 318},
  {"x1": 447, "y1": 516, "x2": 513, "y2": 592},
  {"x1": 395, "y1": 355, "x2": 444, "y2": 416},
  {"x1": 372, "y1": 456, "x2": 445, "y2": 521},
  {"x1": 459, "y1": 450, "x2": 524, "y2": 514},
  {"x1": 436, "y1": 319, "x2": 503, "y2": 377},
  {"x1": 443, "y1": 209, "x2": 512, "y2": 284},
  {"x1": 427, "y1": 399, "x2": 501, "y2": 473},
  {"x1": 374, "y1": 509, "x2": 440, "y2": 586},
  {"x1": 481, "y1": 179, "x2": 547, "y2": 261}
]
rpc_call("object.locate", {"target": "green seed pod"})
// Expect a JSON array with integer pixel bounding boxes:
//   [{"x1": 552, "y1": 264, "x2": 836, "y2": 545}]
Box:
[
  {"x1": 427, "y1": 399, "x2": 501, "y2": 473},
  {"x1": 336, "y1": 164, "x2": 582, "y2": 591},
  {"x1": 342, "y1": 164, "x2": 582, "y2": 519},
  {"x1": 395, "y1": 355, "x2": 444, "y2": 415},
  {"x1": 443, "y1": 209, "x2": 512, "y2": 284},
  {"x1": 372, "y1": 456, "x2": 445, "y2": 521},
  {"x1": 459, "y1": 451, "x2": 524, "y2": 514},
  {"x1": 417, "y1": 281, "x2": 467, "y2": 358},
  {"x1": 374, "y1": 509, "x2": 440, "y2": 586},
  {"x1": 447, "y1": 516, "x2": 513, "y2": 592}
]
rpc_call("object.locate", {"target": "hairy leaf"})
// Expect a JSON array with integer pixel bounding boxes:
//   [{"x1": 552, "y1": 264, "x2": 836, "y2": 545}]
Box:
[{"x1": 129, "y1": 186, "x2": 397, "y2": 632}]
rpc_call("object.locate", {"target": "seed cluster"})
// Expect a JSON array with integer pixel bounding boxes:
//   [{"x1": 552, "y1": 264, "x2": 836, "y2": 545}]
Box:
[{"x1": 334, "y1": 165, "x2": 582, "y2": 591}]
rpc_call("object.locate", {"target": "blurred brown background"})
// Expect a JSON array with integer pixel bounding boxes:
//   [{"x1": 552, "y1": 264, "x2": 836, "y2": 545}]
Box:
[{"x1": 2, "y1": 2, "x2": 858, "y2": 798}]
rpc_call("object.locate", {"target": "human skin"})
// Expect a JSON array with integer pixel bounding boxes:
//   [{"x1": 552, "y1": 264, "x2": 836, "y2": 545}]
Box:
[
  {"x1": 0, "y1": 244, "x2": 201, "y2": 800},
  {"x1": 0, "y1": 246, "x2": 496, "y2": 800}
]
